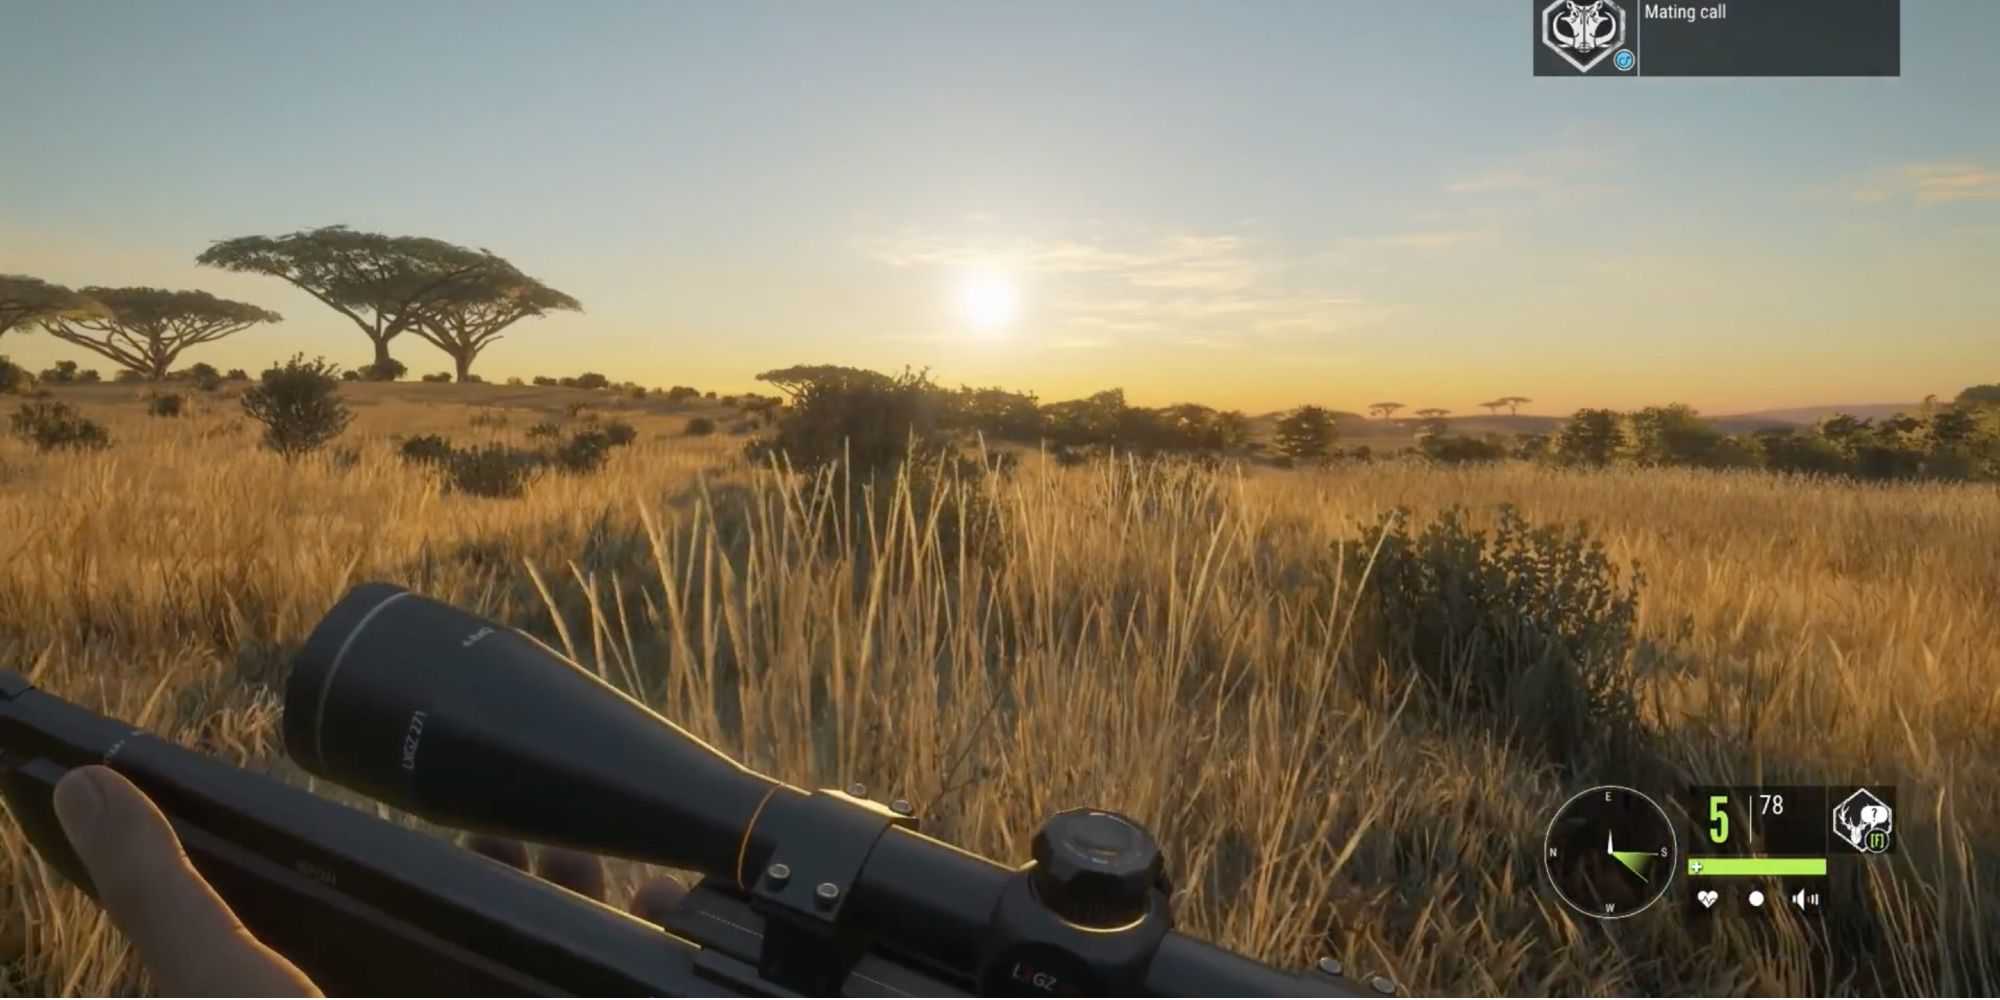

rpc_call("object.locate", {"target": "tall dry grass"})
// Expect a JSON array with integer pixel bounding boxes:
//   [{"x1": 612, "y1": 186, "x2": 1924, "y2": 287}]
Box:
[{"x1": 2, "y1": 387, "x2": 1996, "y2": 995}]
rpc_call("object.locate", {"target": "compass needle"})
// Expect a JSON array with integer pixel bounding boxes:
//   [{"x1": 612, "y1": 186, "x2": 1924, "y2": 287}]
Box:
[{"x1": 1545, "y1": 786, "x2": 1678, "y2": 919}]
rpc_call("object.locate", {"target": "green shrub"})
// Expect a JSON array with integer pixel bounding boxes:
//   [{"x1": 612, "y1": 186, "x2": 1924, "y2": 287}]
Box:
[
  {"x1": 1336, "y1": 505, "x2": 1644, "y2": 764},
  {"x1": 360, "y1": 358, "x2": 407, "y2": 382},
  {"x1": 10, "y1": 401, "x2": 111, "y2": 452},
  {"x1": 684, "y1": 416, "x2": 716, "y2": 437},
  {"x1": 552, "y1": 429, "x2": 613, "y2": 474},
  {"x1": 444, "y1": 444, "x2": 543, "y2": 498},
  {"x1": 0, "y1": 356, "x2": 30, "y2": 394},
  {"x1": 398, "y1": 433, "x2": 457, "y2": 467},
  {"x1": 1418, "y1": 433, "x2": 1506, "y2": 464},
  {"x1": 526, "y1": 420, "x2": 563, "y2": 440},
  {"x1": 147, "y1": 393, "x2": 186, "y2": 418},
  {"x1": 747, "y1": 367, "x2": 946, "y2": 480},
  {"x1": 241, "y1": 355, "x2": 352, "y2": 458},
  {"x1": 599, "y1": 419, "x2": 637, "y2": 446}
]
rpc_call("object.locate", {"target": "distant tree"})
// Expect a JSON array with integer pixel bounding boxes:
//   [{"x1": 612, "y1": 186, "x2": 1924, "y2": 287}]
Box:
[
  {"x1": 756, "y1": 364, "x2": 894, "y2": 403},
  {"x1": 197, "y1": 226, "x2": 502, "y2": 370},
  {"x1": 1928, "y1": 407, "x2": 1978, "y2": 449},
  {"x1": 1954, "y1": 384, "x2": 2000, "y2": 407},
  {"x1": 1555, "y1": 408, "x2": 1624, "y2": 467},
  {"x1": 38, "y1": 360, "x2": 81, "y2": 384},
  {"x1": 1499, "y1": 396, "x2": 1532, "y2": 416},
  {"x1": 1414, "y1": 407, "x2": 1450, "y2": 419},
  {"x1": 408, "y1": 266, "x2": 580, "y2": 381},
  {"x1": 572, "y1": 372, "x2": 609, "y2": 390},
  {"x1": 1273, "y1": 405, "x2": 1336, "y2": 462},
  {"x1": 40, "y1": 287, "x2": 281, "y2": 380},
  {"x1": 1215, "y1": 409, "x2": 1253, "y2": 453},
  {"x1": 1622, "y1": 404, "x2": 1727, "y2": 467},
  {"x1": 1367, "y1": 401, "x2": 1405, "y2": 420},
  {"x1": 0, "y1": 275, "x2": 106, "y2": 339},
  {"x1": 1478, "y1": 399, "x2": 1506, "y2": 415}
]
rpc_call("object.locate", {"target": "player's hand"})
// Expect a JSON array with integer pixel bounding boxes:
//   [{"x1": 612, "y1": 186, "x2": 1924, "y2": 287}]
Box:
[{"x1": 54, "y1": 764, "x2": 689, "y2": 997}]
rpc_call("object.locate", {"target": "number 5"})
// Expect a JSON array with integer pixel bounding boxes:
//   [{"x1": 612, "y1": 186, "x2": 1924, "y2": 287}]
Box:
[{"x1": 1708, "y1": 795, "x2": 1729, "y2": 844}]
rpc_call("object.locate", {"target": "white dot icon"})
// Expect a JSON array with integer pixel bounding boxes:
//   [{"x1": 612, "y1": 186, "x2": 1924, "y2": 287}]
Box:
[{"x1": 1748, "y1": 890, "x2": 1766, "y2": 907}]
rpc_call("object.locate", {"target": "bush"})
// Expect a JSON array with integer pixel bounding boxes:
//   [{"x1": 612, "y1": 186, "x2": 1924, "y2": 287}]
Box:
[
  {"x1": 421, "y1": 372, "x2": 452, "y2": 383},
  {"x1": 1336, "y1": 505, "x2": 1643, "y2": 764},
  {"x1": 39, "y1": 361, "x2": 81, "y2": 384},
  {"x1": 360, "y1": 358, "x2": 407, "y2": 382},
  {"x1": 341, "y1": 369, "x2": 362, "y2": 381},
  {"x1": 77, "y1": 368, "x2": 101, "y2": 384},
  {"x1": 505, "y1": 376, "x2": 524, "y2": 387},
  {"x1": 115, "y1": 369, "x2": 146, "y2": 383},
  {"x1": 552, "y1": 428, "x2": 615, "y2": 474},
  {"x1": 572, "y1": 372, "x2": 609, "y2": 390},
  {"x1": 747, "y1": 367, "x2": 946, "y2": 480},
  {"x1": 10, "y1": 401, "x2": 111, "y2": 452},
  {"x1": 445, "y1": 444, "x2": 544, "y2": 497},
  {"x1": 240, "y1": 354, "x2": 353, "y2": 458},
  {"x1": 398, "y1": 433, "x2": 457, "y2": 467},
  {"x1": 0, "y1": 356, "x2": 30, "y2": 394},
  {"x1": 526, "y1": 420, "x2": 563, "y2": 440},
  {"x1": 1418, "y1": 433, "x2": 1506, "y2": 464},
  {"x1": 704, "y1": 390, "x2": 717, "y2": 400},
  {"x1": 684, "y1": 416, "x2": 716, "y2": 437},
  {"x1": 599, "y1": 419, "x2": 637, "y2": 446},
  {"x1": 225, "y1": 368, "x2": 250, "y2": 381},
  {"x1": 147, "y1": 393, "x2": 185, "y2": 418},
  {"x1": 666, "y1": 385, "x2": 702, "y2": 404},
  {"x1": 185, "y1": 362, "x2": 221, "y2": 384},
  {"x1": 462, "y1": 373, "x2": 484, "y2": 384},
  {"x1": 532, "y1": 375, "x2": 559, "y2": 387}
]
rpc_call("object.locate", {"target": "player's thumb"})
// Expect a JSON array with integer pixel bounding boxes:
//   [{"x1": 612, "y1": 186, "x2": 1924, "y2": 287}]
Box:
[{"x1": 53, "y1": 765, "x2": 322, "y2": 997}]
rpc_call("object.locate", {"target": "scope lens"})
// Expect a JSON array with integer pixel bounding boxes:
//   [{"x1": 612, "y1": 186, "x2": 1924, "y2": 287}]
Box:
[{"x1": 285, "y1": 583, "x2": 779, "y2": 878}]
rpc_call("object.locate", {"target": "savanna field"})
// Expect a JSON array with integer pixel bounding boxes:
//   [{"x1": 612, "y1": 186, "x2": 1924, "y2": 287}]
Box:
[{"x1": 1, "y1": 382, "x2": 1996, "y2": 996}]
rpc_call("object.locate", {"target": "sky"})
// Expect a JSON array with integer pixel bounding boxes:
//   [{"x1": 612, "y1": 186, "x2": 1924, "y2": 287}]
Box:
[{"x1": 2, "y1": 1, "x2": 1995, "y2": 416}]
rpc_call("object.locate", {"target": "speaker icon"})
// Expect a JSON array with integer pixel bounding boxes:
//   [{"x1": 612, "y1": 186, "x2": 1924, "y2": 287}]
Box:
[{"x1": 1791, "y1": 888, "x2": 1822, "y2": 910}]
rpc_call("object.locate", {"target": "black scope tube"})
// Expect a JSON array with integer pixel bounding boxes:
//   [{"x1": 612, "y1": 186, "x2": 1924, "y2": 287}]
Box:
[{"x1": 286, "y1": 583, "x2": 1371, "y2": 997}]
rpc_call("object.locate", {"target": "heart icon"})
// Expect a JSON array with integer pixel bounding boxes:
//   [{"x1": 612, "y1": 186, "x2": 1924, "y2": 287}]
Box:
[{"x1": 1697, "y1": 890, "x2": 1719, "y2": 909}]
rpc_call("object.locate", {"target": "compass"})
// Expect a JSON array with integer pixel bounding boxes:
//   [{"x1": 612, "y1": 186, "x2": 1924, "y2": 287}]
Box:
[{"x1": 1543, "y1": 785, "x2": 1678, "y2": 919}]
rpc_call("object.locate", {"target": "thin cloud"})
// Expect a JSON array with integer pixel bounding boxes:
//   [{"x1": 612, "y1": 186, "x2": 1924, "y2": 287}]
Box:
[
  {"x1": 862, "y1": 228, "x2": 1391, "y2": 351},
  {"x1": 1840, "y1": 161, "x2": 2000, "y2": 204}
]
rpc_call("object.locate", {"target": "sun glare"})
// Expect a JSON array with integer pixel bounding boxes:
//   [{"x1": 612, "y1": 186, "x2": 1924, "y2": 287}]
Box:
[{"x1": 957, "y1": 270, "x2": 1019, "y2": 332}]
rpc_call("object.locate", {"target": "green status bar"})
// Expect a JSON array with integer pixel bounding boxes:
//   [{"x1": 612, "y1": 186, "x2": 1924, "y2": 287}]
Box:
[{"x1": 1686, "y1": 856, "x2": 1828, "y2": 877}]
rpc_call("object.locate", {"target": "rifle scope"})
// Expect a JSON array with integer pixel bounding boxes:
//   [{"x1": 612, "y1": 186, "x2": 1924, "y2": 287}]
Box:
[{"x1": 286, "y1": 583, "x2": 1368, "y2": 996}]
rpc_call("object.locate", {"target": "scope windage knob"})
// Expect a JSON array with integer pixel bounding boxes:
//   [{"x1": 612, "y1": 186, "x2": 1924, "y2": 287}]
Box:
[{"x1": 1029, "y1": 809, "x2": 1168, "y2": 928}]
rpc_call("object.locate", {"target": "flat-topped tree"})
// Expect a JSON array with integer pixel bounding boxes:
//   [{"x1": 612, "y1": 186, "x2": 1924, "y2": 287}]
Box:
[
  {"x1": 0, "y1": 275, "x2": 106, "y2": 339},
  {"x1": 197, "y1": 226, "x2": 496, "y2": 370},
  {"x1": 1479, "y1": 399, "x2": 1506, "y2": 415},
  {"x1": 1414, "y1": 407, "x2": 1450, "y2": 419},
  {"x1": 1499, "y1": 395, "x2": 1532, "y2": 416},
  {"x1": 408, "y1": 264, "x2": 580, "y2": 382},
  {"x1": 1367, "y1": 401, "x2": 1404, "y2": 420},
  {"x1": 40, "y1": 287, "x2": 281, "y2": 380},
  {"x1": 755, "y1": 365, "x2": 893, "y2": 402}
]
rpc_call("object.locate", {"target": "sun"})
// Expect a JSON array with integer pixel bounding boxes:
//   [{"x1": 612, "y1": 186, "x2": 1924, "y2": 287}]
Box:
[{"x1": 957, "y1": 270, "x2": 1019, "y2": 331}]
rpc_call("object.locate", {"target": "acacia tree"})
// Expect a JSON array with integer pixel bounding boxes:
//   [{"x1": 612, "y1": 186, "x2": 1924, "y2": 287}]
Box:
[
  {"x1": 197, "y1": 226, "x2": 498, "y2": 370},
  {"x1": 1479, "y1": 399, "x2": 1506, "y2": 415},
  {"x1": 1274, "y1": 405, "x2": 1336, "y2": 462},
  {"x1": 0, "y1": 275, "x2": 105, "y2": 339},
  {"x1": 1499, "y1": 395, "x2": 1532, "y2": 416},
  {"x1": 40, "y1": 287, "x2": 281, "y2": 380},
  {"x1": 1367, "y1": 401, "x2": 1404, "y2": 420},
  {"x1": 408, "y1": 267, "x2": 581, "y2": 381}
]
